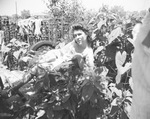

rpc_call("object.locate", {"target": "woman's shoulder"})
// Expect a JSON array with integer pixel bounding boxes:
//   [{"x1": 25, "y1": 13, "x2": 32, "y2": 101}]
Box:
[
  {"x1": 60, "y1": 40, "x2": 75, "y2": 53},
  {"x1": 82, "y1": 46, "x2": 93, "y2": 57},
  {"x1": 86, "y1": 46, "x2": 93, "y2": 52},
  {"x1": 62, "y1": 40, "x2": 75, "y2": 49}
]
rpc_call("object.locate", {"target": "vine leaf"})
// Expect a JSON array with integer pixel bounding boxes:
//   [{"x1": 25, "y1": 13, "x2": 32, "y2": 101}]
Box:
[
  {"x1": 61, "y1": 93, "x2": 70, "y2": 103},
  {"x1": 62, "y1": 99, "x2": 76, "y2": 117},
  {"x1": 82, "y1": 83, "x2": 95, "y2": 103},
  {"x1": 47, "y1": 108, "x2": 54, "y2": 119}
]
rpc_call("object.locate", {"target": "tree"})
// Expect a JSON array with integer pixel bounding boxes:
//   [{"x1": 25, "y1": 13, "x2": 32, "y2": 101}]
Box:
[
  {"x1": 11, "y1": 14, "x2": 18, "y2": 23},
  {"x1": 44, "y1": 0, "x2": 61, "y2": 17},
  {"x1": 110, "y1": 5, "x2": 126, "y2": 18},
  {"x1": 99, "y1": 4, "x2": 109, "y2": 13},
  {"x1": 139, "y1": 10, "x2": 147, "y2": 18},
  {"x1": 44, "y1": 0, "x2": 86, "y2": 24},
  {"x1": 21, "y1": 10, "x2": 31, "y2": 19}
]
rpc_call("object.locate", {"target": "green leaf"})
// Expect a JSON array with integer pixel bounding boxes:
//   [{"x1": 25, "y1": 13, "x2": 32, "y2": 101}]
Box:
[
  {"x1": 109, "y1": 86, "x2": 122, "y2": 98},
  {"x1": 47, "y1": 108, "x2": 54, "y2": 119},
  {"x1": 52, "y1": 102, "x2": 63, "y2": 110},
  {"x1": 36, "y1": 110, "x2": 45, "y2": 119},
  {"x1": 80, "y1": 78, "x2": 89, "y2": 88},
  {"x1": 111, "y1": 98, "x2": 118, "y2": 106},
  {"x1": 53, "y1": 110, "x2": 65, "y2": 119},
  {"x1": 34, "y1": 80, "x2": 44, "y2": 92},
  {"x1": 115, "y1": 51, "x2": 127, "y2": 68},
  {"x1": 48, "y1": 95, "x2": 56, "y2": 103},
  {"x1": 61, "y1": 99, "x2": 76, "y2": 117},
  {"x1": 90, "y1": 91, "x2": 98, "y2": 104},
  {"x1": 93, "y1": 78, "x2": 103, "y2": 91},
  {"x1": 95, "y1": 67, "x2": 103, "y2": 75},
  {"x1": 89, "y1": 107, "x2": 100, "y2": 119},
  {"x1": 120, "y1": 110, "x2": 129, "y2": 119},
  {"x1": 96, "y1": 93, "x2": 109, "y2": 111},
  {"x1": 124, "y1": 97, "x2": 132, "y2": 104},
  {"x1": 115, "y1": 72, "x2": 121, "y2": 84},
  {"x1": 82, "y1": 83, "x2": 95, "y2": 103},
  {"x1": 61, "y1": 93, "x2": 70, "y2": 103},
  {"x1": 109, "y1": 106, "x2": 120, "y2": 116}
]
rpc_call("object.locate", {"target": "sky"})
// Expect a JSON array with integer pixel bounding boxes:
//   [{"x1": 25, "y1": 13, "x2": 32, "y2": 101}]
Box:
[
  {"x1": 0, "y1": 0, "x2": 49, "y2": 16},
  {"x1": 81, "y1": 0, "x2": 150, "y2": 12},
  {"x1": 0, "y1": 0, "x2": 150, "y2": 16}
]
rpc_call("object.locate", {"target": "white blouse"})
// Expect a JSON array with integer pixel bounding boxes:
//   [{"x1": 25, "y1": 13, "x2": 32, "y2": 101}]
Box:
[{"x1": 39, "y1": 40, "x2": 94, "y2": 70}]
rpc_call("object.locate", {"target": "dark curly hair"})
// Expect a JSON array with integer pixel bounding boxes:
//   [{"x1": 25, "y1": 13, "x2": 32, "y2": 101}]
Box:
[{"x1": 71, "y1": 23, "x2": 92, "y2": 47}]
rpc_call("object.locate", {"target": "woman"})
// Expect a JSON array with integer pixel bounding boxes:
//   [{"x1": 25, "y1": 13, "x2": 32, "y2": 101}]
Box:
[
  {"x1": 38, "y1": 23, "x2": 94, "y2": 69},
  {"x1": 12, "y1": 23, "x2": 94, "y2": 91}
]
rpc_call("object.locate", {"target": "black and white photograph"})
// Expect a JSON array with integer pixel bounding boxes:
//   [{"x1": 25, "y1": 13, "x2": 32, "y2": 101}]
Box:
[{"x1": 0, "y1": 0, "x2": 150, "y2": 119}]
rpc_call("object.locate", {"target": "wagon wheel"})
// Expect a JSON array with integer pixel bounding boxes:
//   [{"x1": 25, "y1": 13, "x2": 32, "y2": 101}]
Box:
[{"x1": 30, "y1": 40, "x2": 55, "y2": 53}]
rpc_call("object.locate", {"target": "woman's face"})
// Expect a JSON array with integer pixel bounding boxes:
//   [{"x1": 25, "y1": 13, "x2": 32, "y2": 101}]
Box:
[{"x1": 73, "y1": 30, "x2": 87, "y2": 46}]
